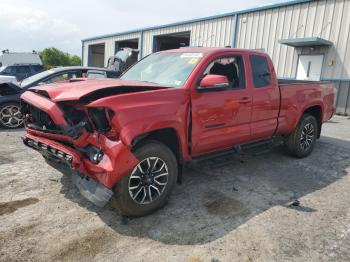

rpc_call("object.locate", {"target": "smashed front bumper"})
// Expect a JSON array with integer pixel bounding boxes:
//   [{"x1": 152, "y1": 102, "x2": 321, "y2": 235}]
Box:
[{"x1": 22, "y1": 133, "x2": 139, "y2": 206}]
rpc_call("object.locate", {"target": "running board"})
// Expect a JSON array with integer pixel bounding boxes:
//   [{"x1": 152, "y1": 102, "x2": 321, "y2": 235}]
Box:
[{"x1": 192, "y1": 137, "x2": 283, "y2": 162}]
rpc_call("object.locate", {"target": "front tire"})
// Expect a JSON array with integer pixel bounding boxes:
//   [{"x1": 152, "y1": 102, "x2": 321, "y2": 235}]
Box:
[
  {"x1": 0, "y1": 102, "x2": 23, "y2": 129},
  {"x1": 285, "y1": 114, "x2": 318, "y2": 158},
  {"x1": 112, "y1": 140, "x2": 178, "y2": 217}
]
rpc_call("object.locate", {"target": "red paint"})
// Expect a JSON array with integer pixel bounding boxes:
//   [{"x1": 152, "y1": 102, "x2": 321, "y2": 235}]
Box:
[
  {"x1": 199, "y1": 74, "x2": 229, "y2": 87},
  {"x1": 21, "y1": 48, "x2": 335, "y2": 189}
]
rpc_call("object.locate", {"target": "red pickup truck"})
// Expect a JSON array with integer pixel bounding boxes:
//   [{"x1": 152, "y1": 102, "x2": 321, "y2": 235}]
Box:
[{"x1": 21, "y1": 48, "x2": 335, "y2": 216}]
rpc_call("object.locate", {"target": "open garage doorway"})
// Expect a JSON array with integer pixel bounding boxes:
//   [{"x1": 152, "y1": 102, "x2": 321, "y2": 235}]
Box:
[
  {"x1": 88, "y1": 43, "x2": 105, "y2": 67},
  {"x1": 153, "y1": 31, "x2": 191, "y2": 52},
  {"x1": 114, "y1": 38, "x2": 139, "y2": 54}
]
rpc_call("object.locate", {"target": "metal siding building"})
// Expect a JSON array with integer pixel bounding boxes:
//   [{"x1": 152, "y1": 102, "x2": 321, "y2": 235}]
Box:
[{"x1": 82, "y1": 0, "x2": 350, "y2": 114}]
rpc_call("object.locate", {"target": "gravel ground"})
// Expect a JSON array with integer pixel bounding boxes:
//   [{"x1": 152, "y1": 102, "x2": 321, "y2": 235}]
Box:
[{"x1": 0, "y1": 115, "x2": 349, "y2": 262}]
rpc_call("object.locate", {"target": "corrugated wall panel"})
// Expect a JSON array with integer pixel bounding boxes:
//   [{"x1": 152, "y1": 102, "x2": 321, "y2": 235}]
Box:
[
  {"x1": 335, "y1": 81, "x2": 350, "y2": 114},
  {"x1": 82, "y1": 32, "x2": 141, "y2": 66},
  {"x1": 250, "y1": 12, "x2": 259, "y2": 48},
  {"x1": 287, "y1": 4, "x2": 301, "y2": 78},
  {"x1": 261, "y1": 10, "x2": 272, "y2": 51},
  {"x1": 330, "y1": 0, "x2": 347, "y2": 78},
  {"x1": 339, "y1": 0, "x2": 350, "y2": 79},
  {"x1": 255, "y1": 11, "x2": 266, "y2": 49},
  {"x1": 278, "y1": 6, "x2": 292, "y2": 77},
  {"x1": 304, "y1": 1, "x2": 317, "y2": 37},
  {"x1": 82, "y1": 0, "x2": 349, "y2": 83},
  {"x1": 312, "y1": 1, "x2": 326, "y2": 36},
  {"x1": 82, "y1": 16, "x2": 234, "y2": 62},
  {"x1": 236, "y1": 0, "x2": 350, "y2": 81},
  {"x1": 142, "y1": 16, "x2": 233, "y2": 56},
  {"x1": 317, "y1": 0, "x2": 335, "y2": 79}
]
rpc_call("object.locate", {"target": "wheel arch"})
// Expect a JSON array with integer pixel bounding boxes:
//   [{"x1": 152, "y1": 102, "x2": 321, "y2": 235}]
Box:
[
  {"x1": 130, "y1": 127, "x2": 184, "y2": 183},
  {"x1": 131, "y1": 127, "x2": 183, "y2": 164},
  {"x1": 303, "y1": 105, "x2": 323, "y2": 138}
]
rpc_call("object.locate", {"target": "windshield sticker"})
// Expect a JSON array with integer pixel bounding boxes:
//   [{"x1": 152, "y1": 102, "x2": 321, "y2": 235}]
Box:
[
  {"x1": 180, "y1": 53, "x2": 203, "y2": 58},
  {"x1": 187, "y1": 58, "x2": 199, "y2": 64},
  {"x1": 173, "y1": 80, "x2": 182, "y2": 86}
]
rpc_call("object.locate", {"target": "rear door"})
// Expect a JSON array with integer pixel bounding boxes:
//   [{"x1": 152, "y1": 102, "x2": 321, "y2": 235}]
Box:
[
  {"x1": 249, "y1": 54, "x2": 280, "y2": 140},
  {"x1": 191, "y1": 53, "x2": 252, "y2": 156}
]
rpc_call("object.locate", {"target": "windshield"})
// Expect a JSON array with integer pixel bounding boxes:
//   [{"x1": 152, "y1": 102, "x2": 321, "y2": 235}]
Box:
[
  {"x1": 121, "y1": 52, "x2": 203, "y2": 87},
  {"x1": 20, "y1": 69, "x2": 55, "y2": 88}
]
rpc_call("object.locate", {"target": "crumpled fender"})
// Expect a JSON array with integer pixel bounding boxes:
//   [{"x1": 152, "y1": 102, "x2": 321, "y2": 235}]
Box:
[{"x1": 86, "y1": 88, "x2": 191, "y2": 161}]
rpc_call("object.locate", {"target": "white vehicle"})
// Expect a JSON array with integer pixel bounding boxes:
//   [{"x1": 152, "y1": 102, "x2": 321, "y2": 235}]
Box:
[{"x1": 0, "y1": 50, "x2": 42, "y2": 67}]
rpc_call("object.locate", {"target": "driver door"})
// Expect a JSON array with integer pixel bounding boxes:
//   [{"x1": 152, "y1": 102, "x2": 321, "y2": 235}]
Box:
[{"x1": 190, "y1": 54, "x2": 252, "y2": 156}]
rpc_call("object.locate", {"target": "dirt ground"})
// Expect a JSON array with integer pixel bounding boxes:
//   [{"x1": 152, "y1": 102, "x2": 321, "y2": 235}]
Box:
[{"x1": 1, "y1": 116, "x2": 350, "y2": 262}]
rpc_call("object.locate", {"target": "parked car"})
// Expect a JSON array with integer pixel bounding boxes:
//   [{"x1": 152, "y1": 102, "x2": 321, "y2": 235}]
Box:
[
  {"x1": 0, "y1": 50, "x2": 42, "y2": 66},
  {"x1": 0, "y1": 66, "x2": 119, "y2": 128},
  {"x1": 21, "y1": 48, "x2": 335, "y2": 217},
  {"x1": 0, "y1": 64, "x2": 44, "y2": 81}
]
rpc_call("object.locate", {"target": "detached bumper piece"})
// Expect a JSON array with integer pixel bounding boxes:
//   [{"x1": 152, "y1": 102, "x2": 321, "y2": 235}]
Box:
[
  {"x1": 71, "y1": 171, "x2": 113, "y2": 207},
  {"x1": 22, "y1": 136, "x2": 72, "y2": 167}
]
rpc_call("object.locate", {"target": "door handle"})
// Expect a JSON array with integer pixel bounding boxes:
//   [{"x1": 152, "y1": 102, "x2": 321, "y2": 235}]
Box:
[{"x1": 239, "y1": 97, "x2": 251, "y2": 104}]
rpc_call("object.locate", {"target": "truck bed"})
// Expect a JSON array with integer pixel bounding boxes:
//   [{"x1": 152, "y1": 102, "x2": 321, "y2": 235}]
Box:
[{"x1": 276, "y1": 80, "x2": 335, "y2": 136}]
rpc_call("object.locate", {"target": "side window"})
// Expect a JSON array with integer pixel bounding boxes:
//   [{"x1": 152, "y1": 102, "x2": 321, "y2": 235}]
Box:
[
  {"x1": 202, "y1": 56, "x2": 245, "y2": 88},
  {"x1": 17, "y1": 66, "x2": 31, "y2": 74},
  {"x1": 87, "y1": 70, "x2": 107, "y2": 79},
  {"x1": 3, "y1": 66, "x2": 14, "y2": 74},
  {"x1": 33, "y1": 65, "x2": 44, "y2": 73},
  {"x1": 43, "y1": 71, "x2": 79, "y2": 84},
  {"x1": 250, "y1": 55, "x2": 271, "y2": 88}
]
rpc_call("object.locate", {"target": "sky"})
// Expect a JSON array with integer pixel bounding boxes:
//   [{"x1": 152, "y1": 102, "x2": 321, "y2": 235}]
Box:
[{"x1": 0, "y1": 0, "x2": 289, "y2": 56}]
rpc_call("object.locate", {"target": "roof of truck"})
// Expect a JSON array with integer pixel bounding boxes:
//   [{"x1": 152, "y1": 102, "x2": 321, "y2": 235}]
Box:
[{"x1": 160, "y1": 47, "x2": 267, "y2": 56}]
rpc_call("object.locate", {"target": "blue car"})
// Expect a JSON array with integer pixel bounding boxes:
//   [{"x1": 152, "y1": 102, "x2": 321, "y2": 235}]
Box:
[{"x1": 0, "y1": 64, "x2": 44, "y2": 81}]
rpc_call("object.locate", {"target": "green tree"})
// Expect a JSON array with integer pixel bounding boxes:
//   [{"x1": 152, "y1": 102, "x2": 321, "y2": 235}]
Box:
[{"x1": 39, "y1": 47, "x2": 81, "y2": 69}]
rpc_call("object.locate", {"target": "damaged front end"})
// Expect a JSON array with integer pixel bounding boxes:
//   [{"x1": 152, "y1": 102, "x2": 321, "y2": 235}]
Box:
[{"x1": 20, "y1": 90, "x2": 139, "y2": 207}]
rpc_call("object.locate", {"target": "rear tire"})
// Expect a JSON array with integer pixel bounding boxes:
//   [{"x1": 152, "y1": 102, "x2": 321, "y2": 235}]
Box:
[
  {"x1": 112, "y1": 140, "x2": 178, "y2": 217},
  {"x1": 285, "y1": 114, "x2": 318, "y2": 158}
]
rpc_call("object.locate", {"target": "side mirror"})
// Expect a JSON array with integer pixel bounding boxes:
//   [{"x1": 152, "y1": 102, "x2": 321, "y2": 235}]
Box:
[{"x1": 197, "y1": 74, "x2": 229, "y2": 91}]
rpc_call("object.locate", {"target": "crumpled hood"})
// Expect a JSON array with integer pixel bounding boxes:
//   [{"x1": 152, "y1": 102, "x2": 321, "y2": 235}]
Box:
[{"x1": 28, "y1": 78, "x2": 168, "y2": 102}]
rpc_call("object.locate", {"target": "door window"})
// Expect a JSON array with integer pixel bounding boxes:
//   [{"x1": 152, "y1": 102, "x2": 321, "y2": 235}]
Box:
[
  {"x1": 87, "y1": 70, "x2": 107, "y2": 78},
  {"x1": 43, "y1": 71, "x2": 80, "y2": 84},
  {"x1": 250, "y1": 55, "x2": 271, "y2": 88},
  {"x1": 202, "y1": 56, "x2": 245, "y2": 88},
  {"x1": 17, "y1": 66, "x2": 31, "y2": 74},
  {"x1": 2, "y1": 66, "x2": 14, "y2": 74}
]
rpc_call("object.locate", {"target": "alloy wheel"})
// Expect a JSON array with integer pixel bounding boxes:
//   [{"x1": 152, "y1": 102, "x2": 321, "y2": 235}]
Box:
[
  {"x1": 300, "y1": 123, "x2": 314, "y2": 150},
  {"x1": 128, "y1": 157, "x2": 169, "y2": 205},
  {"x1": 0, "y1": 105, "x2": 23, "y2": 128}
]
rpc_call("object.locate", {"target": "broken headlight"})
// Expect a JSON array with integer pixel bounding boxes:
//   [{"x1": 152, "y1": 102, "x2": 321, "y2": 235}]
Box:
[{"x1": 88, "y1": 107, "x2": 113, "y2": 133}]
